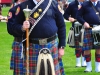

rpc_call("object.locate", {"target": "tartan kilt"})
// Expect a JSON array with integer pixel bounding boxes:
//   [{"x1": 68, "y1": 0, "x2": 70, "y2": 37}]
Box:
[
  {"x1": 74, "y1": 35, "x2": 82, "y2": 50},
  {"x1": 10, "y1": 42, "x2": 25, "y2": 74},
  {"x1": 10, "y1": 38, "x2": 65, "y2": 75},
  {"x1": 59, "y1": 59, "x2": 65, "y2": 75},
  {"x1": 82, "y1": 28, "x2": 93, "y2": 51},
  {"x1": 82, "y1": 28, "x2": 100, "y2": 51}
]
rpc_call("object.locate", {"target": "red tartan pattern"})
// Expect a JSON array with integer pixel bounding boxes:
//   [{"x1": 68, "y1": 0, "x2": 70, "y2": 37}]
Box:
[
  {"x1": 75, "y1": 50, "x2": 82, "y2": 57},
  {"x1": 83, "y1": 28, "x2": 100, "y2": 50},
  {"x1": 75, "y1": 35, "x2": 83, "y2": 58},
  {"x1": 86, "y1": 57, "x2": 91, "y2": 62},
  {"x1": 10, "y1": 39, "x2": 65, "y2": 75},
  {"x1": 75, "y1": 36, "x2": 83, "y2": 49},
  {"x1": 85, "y1": 54, "x2": 91, "y2": 62},
  {"x1": 96, "y1": 58, "x2": 100, "y2": 62},
  {"x1": 95, "y1": 54, "x2": 100, "y2": 62}
]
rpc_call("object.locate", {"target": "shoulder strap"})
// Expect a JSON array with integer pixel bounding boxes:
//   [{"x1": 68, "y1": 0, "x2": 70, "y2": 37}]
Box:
[
  {"x1": 89, "y1": 1, "x2": 100, "y2": 21},
  {"x1": 29, "y1": 0, "x2": 52, "y2": 35},
  {"x1": 29, "y1": 0, "x2": 44, "y2": 16},
  {"x1": 22, "y1": 0, "x2": 52, "y2": 42}
]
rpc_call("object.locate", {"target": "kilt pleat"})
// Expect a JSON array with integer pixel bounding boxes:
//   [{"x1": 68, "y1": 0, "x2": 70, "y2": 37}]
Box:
[
  {"x1": 83, "y1": 28, "x2": 93, "y2": 51},
  {"x1": 75, "y1": 36, "x2": 82, "y2": 50},
  {"x1": 77, "y1": 28, "x2": 100, "y2": 51},
  {"x1": 10, "y1": 49, "x2": 15, "y2": 70},
  {"x1": 59, "y1": 59, "x2": 65, "y2": 75},
  {"x1": 10, "y1": 42, "x2": 23, "y2": 70},
  {"x1": 10, "y1": 38, "x2": 65, "y2": 75}
]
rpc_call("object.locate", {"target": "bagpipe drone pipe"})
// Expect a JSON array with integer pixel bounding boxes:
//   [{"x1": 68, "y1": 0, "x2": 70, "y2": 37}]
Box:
[
  {"x1": 36, "y1": 48, "x2": 55, "y2": 75},
  {"x1": 92, "y1": 25, "x2": 100, "y2": 46},
  {"x1": 67, "y1": 21, "x2": 83, "y2": 47},
  {"x1": 78, "y1": 24, "x2": 100, "y2": 46}
]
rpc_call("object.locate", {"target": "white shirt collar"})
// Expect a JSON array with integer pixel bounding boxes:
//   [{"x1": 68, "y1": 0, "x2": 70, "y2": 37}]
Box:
[
  {"x1": 79, "y1": 2, "x2": 83, "y2": 5},
  {"x1": 33, "y1": 0, "x2": 38, "y2": 4},
  {"x1": 92, "y1": 1, "x2": 98, "y2": 6}
]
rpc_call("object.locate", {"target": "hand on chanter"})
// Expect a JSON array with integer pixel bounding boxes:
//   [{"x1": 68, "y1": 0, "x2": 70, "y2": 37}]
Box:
[
  {"x1": 84, "y1": 22, "x2": 90, "y2": 28},
  {"x1": 68, "y1": 17, "x2": 76, "y2": 22},
  {"x1": 22, "y1": 20, "x2": 30, "y2": 31}
]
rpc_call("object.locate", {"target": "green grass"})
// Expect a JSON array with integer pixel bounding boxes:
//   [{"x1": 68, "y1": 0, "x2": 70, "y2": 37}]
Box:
[
  {"x1": 63, "y1": 22, "x2": 98, "y2": 75},
  {"x1": 1, "y1": 7, "x2": 10, "y2": 16},
  {"x1": 0, "y1": 7, "x2": 100, "y2": 75},
  {"x1": 0, "y1": 22, "x2": 13, "y2": 75},
  {"x1": 0, "y1": 7, "x2": 13, "y2": 75}
]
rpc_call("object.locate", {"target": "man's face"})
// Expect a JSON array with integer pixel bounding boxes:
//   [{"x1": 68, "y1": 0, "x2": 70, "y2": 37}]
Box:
[
  {"x1": 90, "y1": 0, "x2": 98, "y2": 2},
  {"x1": 20, "y1": 0, "x2": 25, "y2": 2},
  {"x1": 78, "y1": 0, "x2": 85, "y2": 2}
]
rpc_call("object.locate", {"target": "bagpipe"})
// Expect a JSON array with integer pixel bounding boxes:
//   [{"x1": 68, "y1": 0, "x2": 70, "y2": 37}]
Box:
[
  {"x1": 67, "y1": 21, "x2": 83, "y2": 47},
  {"x1": 74, "y1": 21, "x2": 83, "y2": 37},
  {"x1": 36, "y1": 48, "x2": 55, "y2": 75},
  {"x1": 92, "y1": 25, "x2": 100, "y2": 46},
  {"x1": 67, "y1": 22, "x2": 100, "y2": 47},
  {"x1": 67, "y1": 26, "x2": 75, "y2": 46},
  {"x1": 75, "y1": 22, "x2": 84, "y2": 46},
  {"x1": 78, "y1": 24, "x2": 100, "y2": 46}
]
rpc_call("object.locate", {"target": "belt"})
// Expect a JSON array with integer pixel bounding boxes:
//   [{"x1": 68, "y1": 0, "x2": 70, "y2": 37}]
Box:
[
  {"x1": 30, "y1": 35, "x2": 57, "y2": 45},
  {"x1": 14, "y1": 35, "x2": 57, "y2": 45},
  {"x1": 14, "y1": 37, "x2": 23, "y2": 42}
]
